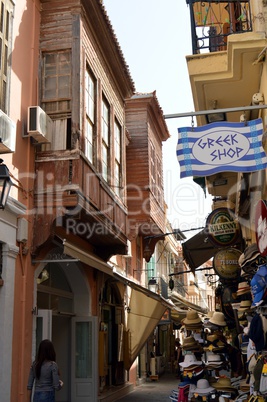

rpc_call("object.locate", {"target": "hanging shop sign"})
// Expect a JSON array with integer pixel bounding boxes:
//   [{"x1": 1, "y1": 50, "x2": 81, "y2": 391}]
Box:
[
  {"x1": 176, "y1": 118, "x2": 267, "y2": 178},
  {"x1": 206, "y1": 208, "x2": 240, "y2": 247},
  {"x1": 213, "y1": 248, "x2": 242, "y2": 280},
  {"x1": 255, "y1": 199, "x2": 267, "y2": 256}
]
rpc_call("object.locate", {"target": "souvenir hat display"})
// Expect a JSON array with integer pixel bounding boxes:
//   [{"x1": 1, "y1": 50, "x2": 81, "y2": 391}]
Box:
[
  {"x1": 238, "y1": 300, "x2": 252, "y2": 318},
  {"x1": 209, "y1": 311, "x2": 227, "y2": 327},
  {"x1": 239, "y1": 300, "x2": 252, "y2": 311},
  {"x1": 203, "y1": 311, "x2": 214, "y2": 324},
  {"x1": 183, "y1": 310, "x2": 202, "y2": 330},
  {"x1": 204, "y1": 352, "x2": 226, "y2": 370},
  {"x1": 193, "y1": 379, "x2": 215, "y2": 396},
  {"x1": 236, "y1": 281, "x2": 251, "y2": 297},
  {"x1": 250, "y1": 263, "x2": 267, "y2": 306},
  {"x1": 173, "y1": 306, "x2": 251, "y2": 402},
  {"x1": 238, "y1": 243, "x2": 261, "y2": 271},
  {"x1": 212, "y1": 377, "x2": 239, "y2": 395},
  {"x1": 182, "y1": 337, "x2": 203, "y2": 353},
  {"x1": 179, "y1": 353, "x2": 203, "y2": 369},
  {"x1": 204, "y1": 334, "x2": 226, "y2": 353}
]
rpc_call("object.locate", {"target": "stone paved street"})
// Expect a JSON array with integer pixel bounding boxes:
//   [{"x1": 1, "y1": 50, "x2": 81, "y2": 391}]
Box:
[{"x1": 117, "y1": 372, "x2": 179, "y2": 401}]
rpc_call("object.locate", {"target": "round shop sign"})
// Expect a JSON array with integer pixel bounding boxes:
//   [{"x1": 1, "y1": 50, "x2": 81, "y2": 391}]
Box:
[
  {"x1": 206, "y1": 208, "x2": 240, "y2": 247},
  {"x1": 213, "y1": 248, "x2": 242, "y2": 280},
  {"x1": 255, "y1": 199, "x2": 267, "y2": 257}
]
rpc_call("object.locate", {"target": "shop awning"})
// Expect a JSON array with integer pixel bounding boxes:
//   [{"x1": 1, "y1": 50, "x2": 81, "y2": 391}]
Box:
[
  {"x1": 170, "y1": 290, "x2": 208, "y2": 315},
  {"x1": 182, "y1": 229, "x2": 217, "y2": 273},
  {"x1": 113, "y1": 272, "x2": 176, "y2": 369},
  {"x1": 63, "y1": 241, "x2": 114, "y2": 276}
]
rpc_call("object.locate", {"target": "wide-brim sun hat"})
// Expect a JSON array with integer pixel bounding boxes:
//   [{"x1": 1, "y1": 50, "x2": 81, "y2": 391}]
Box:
[
  {"x1": 212, "y1": 377, "x2": 238, "y2": 392},
  {"x1": 209, "y1": 311, "x2": 227, "y2": 326},
  {"x1": 183, "y1": 310, "x2": 202, "y2": 325},
  {"x1": 205, "y1": 352, "x2": 223, "y2": 364},
  {"x1": 194, "y1": 379, "x2": 215, "y2": 395},
  {"x1": 179, "y1": 353, "x2": 203, "y2": 368}
]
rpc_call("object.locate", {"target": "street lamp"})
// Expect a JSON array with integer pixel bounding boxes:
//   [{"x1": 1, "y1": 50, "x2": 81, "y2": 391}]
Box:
[{"x1": 0, "y1": 159, "x2": 12, "y2": 209}]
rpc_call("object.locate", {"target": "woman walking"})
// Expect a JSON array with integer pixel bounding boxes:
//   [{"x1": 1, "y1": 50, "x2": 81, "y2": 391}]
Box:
[{"x1": 27, "y1": 339, "x2": 63, "y2": 402}]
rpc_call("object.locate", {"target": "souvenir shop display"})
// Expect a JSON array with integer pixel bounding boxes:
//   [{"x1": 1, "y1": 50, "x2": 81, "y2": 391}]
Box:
[{"x1": 170, "y1": 242, "x2": 267, "y2": 402}]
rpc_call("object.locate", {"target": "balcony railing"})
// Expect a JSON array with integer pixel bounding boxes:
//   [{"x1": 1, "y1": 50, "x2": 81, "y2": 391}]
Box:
[{"x1": 186, "y1": 0, "x2": 252, "y2": 54}]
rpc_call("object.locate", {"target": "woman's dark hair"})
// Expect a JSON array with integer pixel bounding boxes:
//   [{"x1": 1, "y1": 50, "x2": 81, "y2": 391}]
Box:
[{"x1": 35, "y1": 339, "x2": 56, "y2": 379}]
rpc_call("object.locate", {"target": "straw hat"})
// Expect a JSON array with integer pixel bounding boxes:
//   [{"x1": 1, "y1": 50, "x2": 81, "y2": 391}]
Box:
[
  {"x1": 205, "y1": 352, "x2": 223, "y2": 366},
  {"x1": 183, "y1": 336, "x2": 198, "y2": 346},
  {"x1": 212, "y1": 377, "x2": 238, "y2": 392},
  {"x1": 207, "y1": 311, "x2": 214, "y2": 318},
  {"x1": 206, "y1": 352, "x2": 222, "y2": 362},
  {"x1": 236, "y1": 282, "x2": 251, "y2": 296},
  {"x1": 209, "y1": 311, "x2": 227, "y2": 327},
  {"x1": 194, "y1": 379, "x2": 215, "y2": 395},
  {"x1": 179, "y1": 353, "x2": 203, "y2": 368},
  {"x1": 239, "y1": 300, "x2": 252, "y2": 310},
  {"x1": 183, "y1": 310, "x2": 202, "y2": 325}
]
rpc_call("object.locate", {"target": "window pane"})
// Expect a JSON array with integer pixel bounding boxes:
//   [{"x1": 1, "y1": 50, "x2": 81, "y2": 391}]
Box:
[
  {"x1": 44, "y1": 76, "x2": 57, "y2": 98},
  {"x1": 85, "y1": 69, "x2": 95, "y2": 162},
  {"x1": 58, "y1": 75, "x2": 70, "y2": 98},
  {"x1": 0, "y1": 4, "x2": 4, "y2": 33},
  {"x1": 43, "y1": 51, "x2": 71, "y2": 101},
  {"x1": 115, "y1": 122, "x2": 121, "y2": 162},
  {"x1": 85, "y1": 119, "x2": 93, "y2": 163},
  {"x1": 75, "y1": 322, "x2": 92, "y2": 378},
  {"x1": 102, "y1": 143, "x2": 108, "y2": 181}
]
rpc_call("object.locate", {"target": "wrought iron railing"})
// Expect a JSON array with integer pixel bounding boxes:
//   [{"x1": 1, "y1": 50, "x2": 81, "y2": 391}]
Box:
[{"x1": 186, "y1": 0, "x2": 252, "y2": 54}]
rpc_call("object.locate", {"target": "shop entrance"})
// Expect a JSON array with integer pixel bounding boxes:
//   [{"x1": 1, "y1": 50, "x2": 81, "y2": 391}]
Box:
[{"x1": 35, "y1": 261, "x2": 97, "y2": 402}]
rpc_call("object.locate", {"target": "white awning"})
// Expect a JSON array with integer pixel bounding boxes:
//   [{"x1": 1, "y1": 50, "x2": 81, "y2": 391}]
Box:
[
  {"x1": 170, "y1": 290, "x2": 208, "y2": 315},
  {"x1": 114, "y1": 272, "x2": 178, "y2": 369}
]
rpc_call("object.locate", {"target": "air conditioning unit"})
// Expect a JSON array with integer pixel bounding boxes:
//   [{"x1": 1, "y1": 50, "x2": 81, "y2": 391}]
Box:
[
  {"x1": 0, "y1": 110, "x2": 16, "y2": 153},
  {"x1": 27, "y1": 106, "x2": 52, "y2": 143}
]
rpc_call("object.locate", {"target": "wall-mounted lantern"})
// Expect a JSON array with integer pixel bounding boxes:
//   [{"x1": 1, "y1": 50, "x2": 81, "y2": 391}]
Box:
[
  {"x1": 148, "y1": 278, "x2": 159, "y2": 293},
  {"x1": 0, "y1": 159, "x2": 12, "y2": 209}
]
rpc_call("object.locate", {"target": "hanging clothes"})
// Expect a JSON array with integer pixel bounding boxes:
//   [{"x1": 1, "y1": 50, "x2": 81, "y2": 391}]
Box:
[{"x1": 248, "y1": 313, "x2": 266, "y2": 352}]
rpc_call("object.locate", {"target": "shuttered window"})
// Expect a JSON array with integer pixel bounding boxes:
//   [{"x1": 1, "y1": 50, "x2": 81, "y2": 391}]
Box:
[
  {"x1": 0, "y1": 1, "x2": 13, "y2": 113},
  {"x1": 42, "y1": 50, "x2": 71, "y2": 114}
]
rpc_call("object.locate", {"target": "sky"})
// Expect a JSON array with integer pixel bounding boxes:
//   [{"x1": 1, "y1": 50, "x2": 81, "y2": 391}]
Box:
[{"x1": 103, "y1": 0, "x2": 212, "y2": 235}]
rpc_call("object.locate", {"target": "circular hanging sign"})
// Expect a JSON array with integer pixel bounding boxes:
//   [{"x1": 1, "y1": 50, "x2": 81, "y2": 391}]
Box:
[
  {"x1": 213, "y1": 248, "x2": 242, "y2": 280},
  {"x1": 206, "y1": 208, "x2": 240, "y2": 247},
  {"x1": 255, "y1": 199, "x2": 267, "y2": 257}
]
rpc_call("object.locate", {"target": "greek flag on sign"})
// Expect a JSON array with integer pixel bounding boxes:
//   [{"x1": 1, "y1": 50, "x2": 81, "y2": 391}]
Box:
[{"x1": 177, "y1": 118, "x2": 267, "y2": 178}]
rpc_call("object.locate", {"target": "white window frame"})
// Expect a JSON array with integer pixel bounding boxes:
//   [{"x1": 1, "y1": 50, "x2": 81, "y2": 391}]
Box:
[
  {"x1": 85, "y1": 69, "x2": 95, "y2": 163},
  {"x1": 101, "y1": 97, "x2": 110, "y2": 182}
]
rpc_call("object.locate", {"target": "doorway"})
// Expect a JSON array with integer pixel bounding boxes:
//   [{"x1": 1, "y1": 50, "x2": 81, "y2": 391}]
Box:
[{"x1": 35, "y1": 259, "x2": 96, "y2": 402}]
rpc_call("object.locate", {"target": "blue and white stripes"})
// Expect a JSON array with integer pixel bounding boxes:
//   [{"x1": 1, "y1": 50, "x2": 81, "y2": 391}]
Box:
[{"x1": 177, "y1": 118, "x2": 267, "y2": 178}]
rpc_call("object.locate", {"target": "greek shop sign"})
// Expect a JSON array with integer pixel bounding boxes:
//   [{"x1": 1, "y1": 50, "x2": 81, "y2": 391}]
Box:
[
  {"x1": 206, "y1": 208, "x2": 240, "y2": 247},
  {"x1": 213, "y1": 248, "x2": 242, "y2": 280},
  {"x1": 177, "y1": 118, "x2": 267, "y2": 178},
  {"x1": 255, "y1": 199, "x2": 267, "y2": 256}
]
